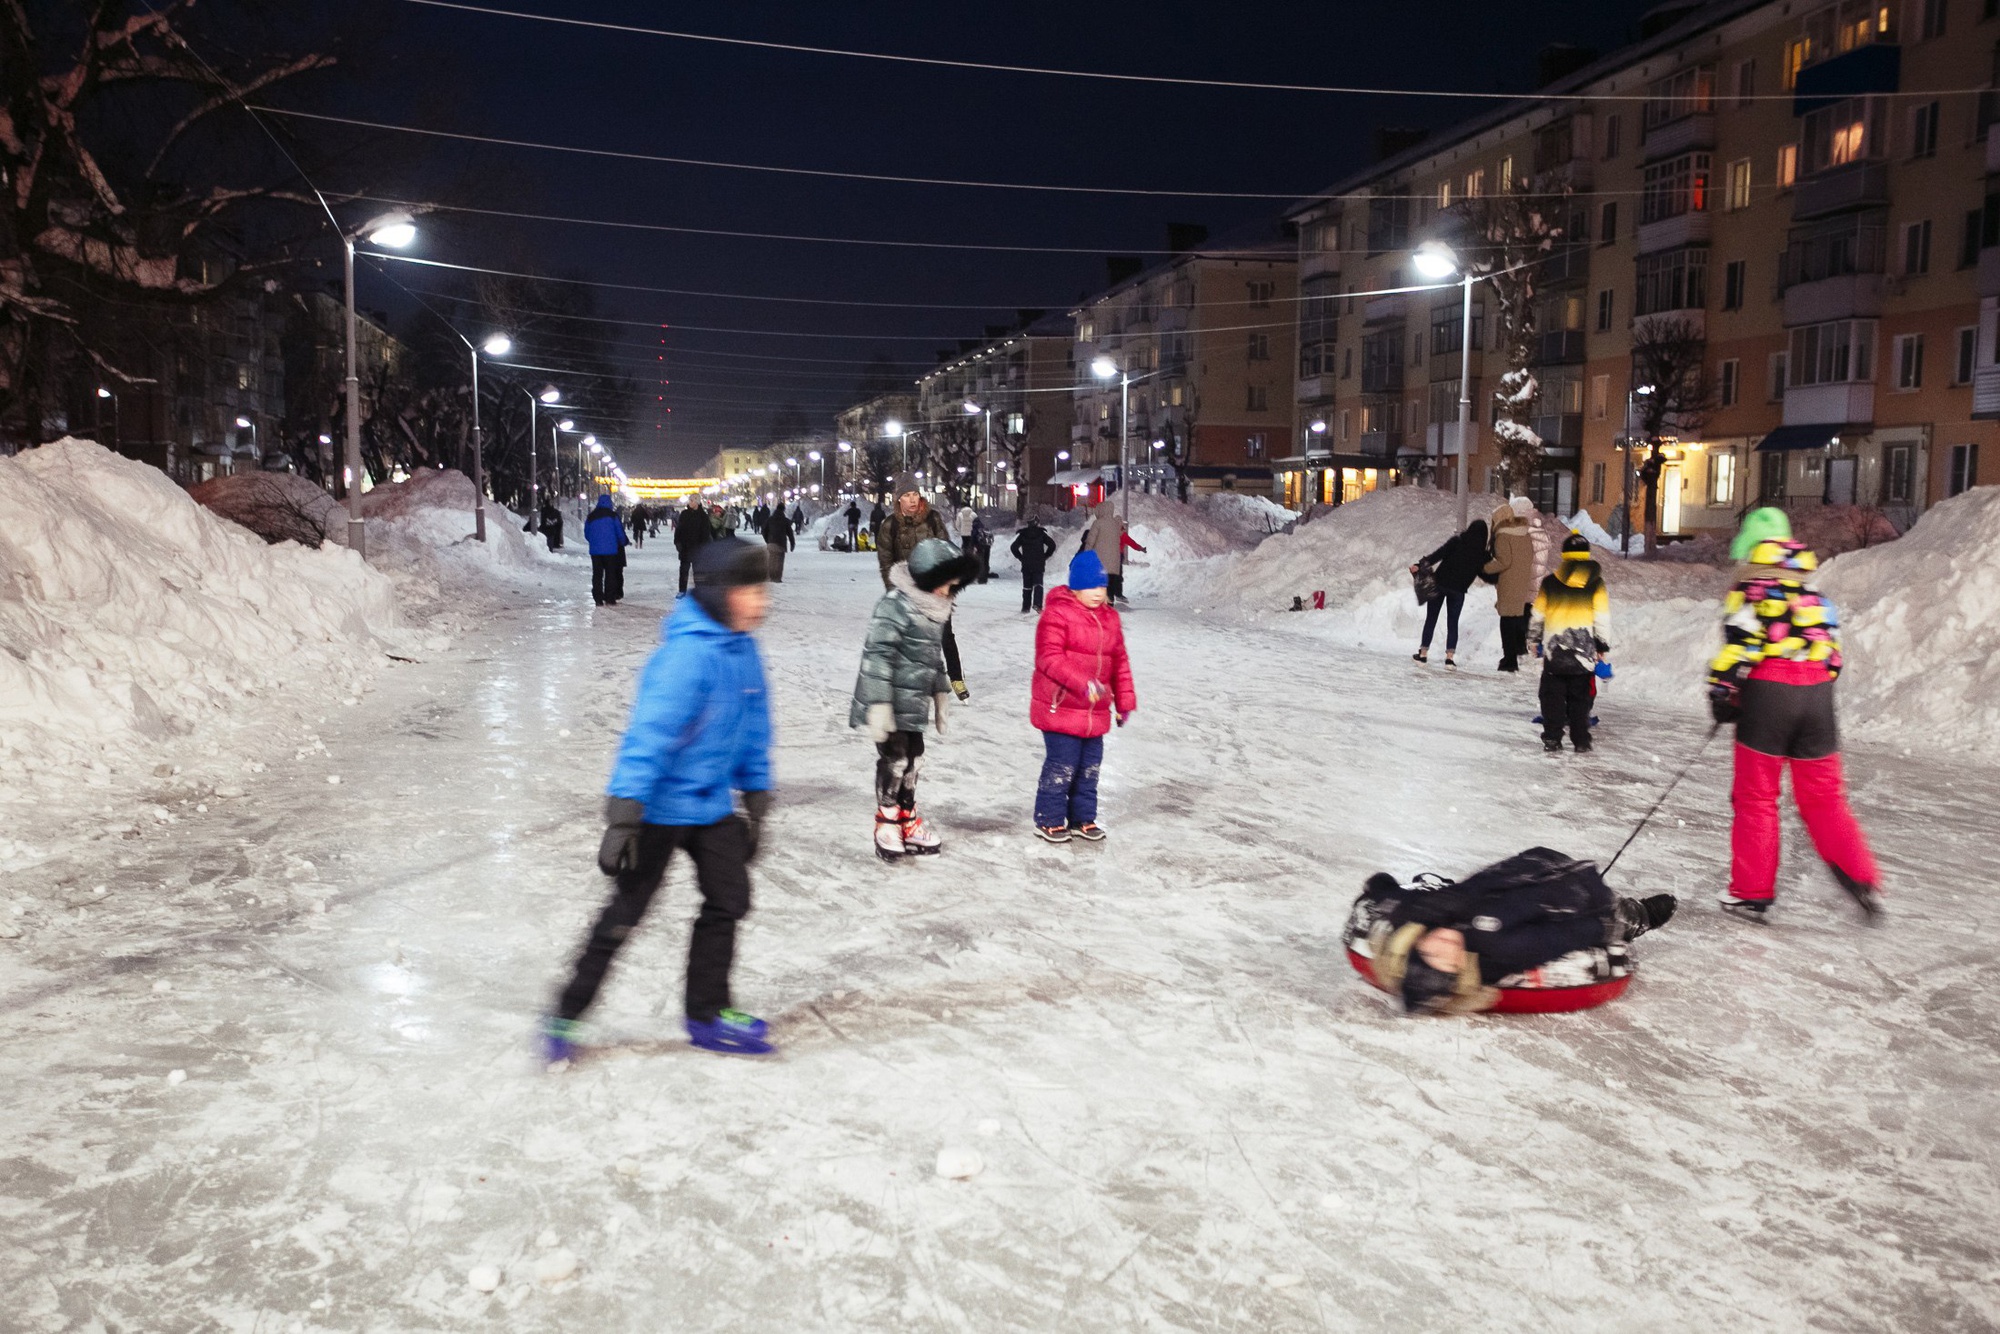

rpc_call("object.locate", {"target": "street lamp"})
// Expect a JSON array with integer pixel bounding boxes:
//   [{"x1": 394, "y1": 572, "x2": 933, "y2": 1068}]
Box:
[
  {"x1": 809, "y1": 448, "x2": 823, "y2": 492},
  {"x1": 234, "y1": 414, "x2": 257, "y2": 461},
  {"x1": 94, "y1": 385, "x2": 117, "y2": 450},
  {"x1": 340, "y1": 209, "x2": 417, "y2": 557},
  {"x1": 1410, "y1": 239, "x2": 1479, "y2": 528},
  {"x1": 1091, "y1": 356, "x2": 1131, "y2": 529}
]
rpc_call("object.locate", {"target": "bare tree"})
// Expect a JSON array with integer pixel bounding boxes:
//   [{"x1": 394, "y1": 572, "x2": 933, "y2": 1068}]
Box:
[
  {"x1": 991, "y1": 409, "x2": 1035, "y2": 516},
  {"x1": 1629, "y1": 314, "x2": 1711, "y2": 557}
]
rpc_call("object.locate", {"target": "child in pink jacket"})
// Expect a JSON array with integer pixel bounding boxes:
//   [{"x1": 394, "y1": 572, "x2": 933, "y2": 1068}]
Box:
[{"x1": 1030, "y1": 550, "x2": 1137, "y2": 843}]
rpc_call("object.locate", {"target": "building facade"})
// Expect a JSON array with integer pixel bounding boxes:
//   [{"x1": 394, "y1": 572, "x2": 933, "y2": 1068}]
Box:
[
  {"x1": 914, "y1": 314, "x2": 1073, "y2": 511},
  {"x1": 1285, "y1": 0, "x2": 1994, "y2": 535},
  {"x1": 833, "y1": 391, "x2": 918, "y2": 495},
  {"x1": 1070, "y1": 231, "x2": 1298, "y2": 506}
]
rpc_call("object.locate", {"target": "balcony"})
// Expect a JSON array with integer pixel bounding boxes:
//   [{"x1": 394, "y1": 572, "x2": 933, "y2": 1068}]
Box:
[
  {"x1": 1782, "y1": 383, "x2": 1875, "y2": 427},
  {"x1": 1296, "y1": 373, "x2": 1334, "y2": 402},
  {"x1": 1363, "y1": 292, "x2": 1408, "y2": 325},
  {"x1": 1793, "y1": 161, "x2": 1890, "y2": 221},
  {"x1": 1794, "y1": 43, "x2": 1901, "y2": 116},
  {"x1": 1978, "y1": 246, "x2": 2000, "y2": 300},
  {"x1": 1534, "y1": 330, "x2": 1586, "y2": 365},
  {"x1": 1636, "y1": 211, "x2": 1712, "y2": 255},
  {"x1": 1532, "y1": 157, "x2": 1594, "y2": 194},
  {"x1": 1300, "y1": 249, "x2": 1343, "y2": 281},
  {"x1": 1782, "y1": 273, "x2": 1885, "y2": 326},
  {"x1": 1975, "y1": 366, "x2": 2000, "y2": 420},
  {"x1": 1531, "y1": 413, "x2": 1584, "y2": 453},
  {"x1": 1360, "y1": 363, "x2": 1404, "y2": 395},
  {"x1": 1358, "y1": 429, "x2": 1403, "y2": 457},
  {"x1": 1640, "y1": 113, "x2": 1717, "y2": 161},
  {"x1": 1539, "y1": 245, "x2": 1590, "y2": 287}
]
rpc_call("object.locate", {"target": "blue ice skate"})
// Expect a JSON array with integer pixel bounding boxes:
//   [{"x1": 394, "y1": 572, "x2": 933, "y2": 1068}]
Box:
[
  {"x1": 685, "y1": 1009, "x2": 774, "y2": 1055},
  {"x1": 539, "y1": 1015, "x2": 583, "y2": 1066}
]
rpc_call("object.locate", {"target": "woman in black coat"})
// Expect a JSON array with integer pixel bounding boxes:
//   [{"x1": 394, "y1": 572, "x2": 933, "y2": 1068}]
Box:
[{"x1": 1410, "y1": 518, "x2": 1487, "y2": 666}]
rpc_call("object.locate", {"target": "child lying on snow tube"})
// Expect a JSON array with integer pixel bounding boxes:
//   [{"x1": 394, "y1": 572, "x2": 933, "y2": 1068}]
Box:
[{"x1": 1345, "y1": 847, "x2": 1676, "y2": 1015}]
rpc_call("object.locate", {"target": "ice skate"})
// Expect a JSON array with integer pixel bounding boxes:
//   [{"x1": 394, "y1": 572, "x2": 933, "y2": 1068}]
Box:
[
  {"x1": 685, "y1": 1009, "x2": 774, "y2": 1055},
  {"x1": 1034, "y1": 825, "x2": 1071, "y2": 844},
  {"x1": 874, "y1": 806, "x2": 906, "y2": 862},
  {"x1": 1718, "y1": 892, "x2": 1771, "y2": 923},
  {"x1": 899, "y1": 807, "x2": 943, "y2": 855},
  {"x1": 1068, "y1": 822, "x2": 1107, "y2": 842},
  {"x1": 1829, "y1": 865, "x2": 1885, "y2": 922},
  {"x1": 538, "y1": 1015, "x2": 583, "y2": 1067}
]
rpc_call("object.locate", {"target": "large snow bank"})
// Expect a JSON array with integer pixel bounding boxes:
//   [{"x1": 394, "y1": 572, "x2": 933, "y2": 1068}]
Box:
[
  {"x1": 1818, "y1": 487, "x2": 2000, "y2": 748},
  {"x1": 359, "y1": 468, "x2": 550, "y2": 594},
  {"x1": 0, "y1": 439, "x2": 401, "y2": 786},
  {"x1": 1192, "y1": 490, "x2": 1297, "y2": 543}
]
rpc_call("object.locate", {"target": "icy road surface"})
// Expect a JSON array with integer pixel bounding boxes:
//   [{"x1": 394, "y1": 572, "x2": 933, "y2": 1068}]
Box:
[{"x1": 4, "y1": 540, "x2": 1997, "y2": 1331}]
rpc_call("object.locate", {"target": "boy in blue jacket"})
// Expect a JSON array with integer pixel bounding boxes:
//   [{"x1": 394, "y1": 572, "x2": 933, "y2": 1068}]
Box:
[
  {"x1": 585, "y1": 493, "x2": 628, "y2": 605},
  {"x1": 542, "y1": 538, "x2": 778, "y2": 1060}
]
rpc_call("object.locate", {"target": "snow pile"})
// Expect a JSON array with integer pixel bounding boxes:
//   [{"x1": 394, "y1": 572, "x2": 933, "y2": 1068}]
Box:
[
  {"x1": 0, "y1": 439, "x2": 400, "y2": 786},
  {"x1": 191, "y1": 472, "x2": 346, "y2": 547},
  {"x1": 359, "y1": 468, "x2": 550, "y2": 594},
  {"x1": 1819, "y1": 487, "x2": 2000, "y2": 748},
  {"x1": 1112, "y1": 494, "x2": 1266, "y2": 597},
  {"x1": 1192, "y1": 490, "x2": 1297, "y2": 542}
]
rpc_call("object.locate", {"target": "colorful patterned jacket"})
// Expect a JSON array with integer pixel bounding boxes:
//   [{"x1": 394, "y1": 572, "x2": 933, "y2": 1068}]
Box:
[
  {"x1": 1528, "y1": 553, "x2": 1610, "y2": 675},
  {"x1": 1707, "y1": 538, "x2": 1842, "y2": 694}
]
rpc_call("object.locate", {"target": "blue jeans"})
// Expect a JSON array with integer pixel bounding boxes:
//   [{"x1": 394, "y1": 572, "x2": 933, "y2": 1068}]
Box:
[{"x1": 1036, "y1": 732, "x2": 1104, "y2": 828}]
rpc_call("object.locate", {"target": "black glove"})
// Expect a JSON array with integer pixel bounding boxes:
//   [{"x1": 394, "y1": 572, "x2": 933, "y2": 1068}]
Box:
[
  {"x1": 597, "y1": 797, "x2": 646, "y2": 876},
  {"x1": 741, "y1": 790, "x2": 774, "y2": 861},
  {"x1": 1708, "y1": 686, "x2": 1740, "y2": 726}
]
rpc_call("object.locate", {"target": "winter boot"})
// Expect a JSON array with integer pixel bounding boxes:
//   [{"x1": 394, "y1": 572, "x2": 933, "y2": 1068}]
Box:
[
  {"x1": 1069, "y1": 822, "x2": 1107, "y2": 842},
  {"x1": 899, "y1": 807, "x2": 942, "y2": 855},
  {"x1": 1829, "y1": 865, "x2": 1886, "y2": 923},
  {"x1": 1543, "y1": 739, "x2": 1563, "y2": 753},
  {"x1": 538, "y1": 1015, "x2": 583, "y2": 1067},
  {"x1": 874, "y1": 806, "x2": 906, "y2": 862},
  {"x1": 1034, "y1": 825, "x2": 1072, "y2": 844},
  {"x1": 685, "y1": 1009, "x2": 774, "y2": 1055},
  {"x1": 1718, "y1": 892, "x2": 1772, "y2": 923},
  {"x1": 1614, "y1": 894, "x2": 1678, "y2": 941},
  {"x1": 1443, "y1": 651, "x2": 1456, "y2": 668}
]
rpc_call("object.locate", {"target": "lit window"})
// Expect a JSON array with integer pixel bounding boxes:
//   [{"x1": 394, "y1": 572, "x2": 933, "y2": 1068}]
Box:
[{"x1": 1726, "y1": 158, "x2": 1753, "y2": 211}]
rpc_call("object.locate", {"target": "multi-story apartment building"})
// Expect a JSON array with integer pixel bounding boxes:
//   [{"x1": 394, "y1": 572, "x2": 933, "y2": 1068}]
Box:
[
  {"x1": 914, "y1": 313, "x2": 1072, "y2": 510},
  {"x1": 833, "y1": 390, "x2": 918, "y2": 493},
  {"x1": 1285, "y1": 0, "x2": 1993, "y2": 535},
  {"x1": 1069, "y1": 227, "x2": 1297, "y2": 506},
  {"x1": 700, "y1": 446, "x2": 774, "y2": 484}
]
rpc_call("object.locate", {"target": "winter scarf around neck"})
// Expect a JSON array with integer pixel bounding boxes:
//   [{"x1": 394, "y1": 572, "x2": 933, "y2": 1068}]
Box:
[{"x1": 889, "y1": 561, "x2": 955, "y2": 623}]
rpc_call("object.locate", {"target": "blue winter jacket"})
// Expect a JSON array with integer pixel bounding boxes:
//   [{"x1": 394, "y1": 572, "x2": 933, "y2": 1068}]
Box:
[
  {"x1": 606, "y1": 595, "x2": 772, "y2": 825},
  {"x1": 585, "y1": 499, "x2": 627, "y2": 557}
]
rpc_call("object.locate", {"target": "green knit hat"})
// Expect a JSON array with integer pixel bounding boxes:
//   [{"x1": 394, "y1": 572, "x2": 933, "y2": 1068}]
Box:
[{"x1": 1729, "y1": 507, "x2": 1792, "y2": 561}]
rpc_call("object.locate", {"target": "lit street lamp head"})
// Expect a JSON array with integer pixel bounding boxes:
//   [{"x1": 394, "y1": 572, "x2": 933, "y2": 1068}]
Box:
[
  {"x1": 234, "y1": 416, "x2": 252, "y2": 429},
  {"x1": 480, "y1": 333, "x2": 512, "y2": 356},
  {"x1": 1091, "y1": 356, "x2": 1118, "y2": 381},
  {"x1": 963, "y1": 400, "x2": 980, "y2": 414},
  {"x1": 96, "y1": 386, "x2": 112, "y2": 399},
  {"x1": 884, "y1": 420, "x2": 903, "y2": 438},
  {"x1": 538, "y1": 385, "x2": 561, "y2": 404},
  {"x1": 361, "y1": 210, "x2": 418, "y2": 248},
  {"x1": 1411, "y1": 239, "x2": 1460, "y2": 281},
  {"x1": 557, "y1": 419, "x2": 575, "y2": 431}
]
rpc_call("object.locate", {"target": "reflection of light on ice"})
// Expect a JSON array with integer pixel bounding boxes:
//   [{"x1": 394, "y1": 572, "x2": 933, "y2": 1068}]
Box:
[{"x1": 364, "y1": 962, "x2": 421, "y2": 999}]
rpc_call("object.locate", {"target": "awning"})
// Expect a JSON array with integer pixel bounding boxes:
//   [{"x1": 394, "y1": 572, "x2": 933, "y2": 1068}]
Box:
[
  {"x1": 1046, "y1": 467, "x2": 1109, "y2": 485},
  {"x1": 1756, "y1": 424, "x2": 1843, "y2": 453}
]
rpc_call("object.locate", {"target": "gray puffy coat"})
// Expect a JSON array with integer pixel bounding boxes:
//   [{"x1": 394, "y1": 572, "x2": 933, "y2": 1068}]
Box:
[{"x1": 850, "y1": 562, "x2": 952, "y2": 732}]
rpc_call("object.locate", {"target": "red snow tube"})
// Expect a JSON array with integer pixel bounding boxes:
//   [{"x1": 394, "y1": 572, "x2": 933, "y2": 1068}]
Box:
[{"x1": 1346, "y1": 949, "x2": 1631, "y2": 1013}]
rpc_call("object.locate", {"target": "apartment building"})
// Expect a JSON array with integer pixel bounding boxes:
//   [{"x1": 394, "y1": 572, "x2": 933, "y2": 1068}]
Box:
[
  {"x1": 1069, "y1": 227, "x2": 1298, "y2": 506},
  {"x1": 833, "y1": 390, "x2": 917, "y2": 491},
  {"x1": 914, "y1": 314, "x2": 1072, "y2": 510},
  {"x1": 700, "y1": 446, "x2": 773, "y2": 483},
  {"x1": 1286, "y1": 0, "x2": 1994, "y2": 536}
]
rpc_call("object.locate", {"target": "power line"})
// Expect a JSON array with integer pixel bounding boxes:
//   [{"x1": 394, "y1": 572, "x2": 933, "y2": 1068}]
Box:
[{"x1": 252, "y1": 106, "x2": 1313, "y2": 199}]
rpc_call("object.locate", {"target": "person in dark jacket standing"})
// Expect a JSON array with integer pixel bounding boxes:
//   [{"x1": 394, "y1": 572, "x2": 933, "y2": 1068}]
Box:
[
  {"x1": 760, "y1": 505, "x2": 795, "y2": 582},
  {"x1": 1410, "y1": 518, "x2": 1489, "y2": 666},
  {"x1": 1010, "y1": 518, "x2": 1058, "y2": 612},
  {"x1": 869, "y1": 498, "x2": 886, "y2": 533},
  {"x1": 541, "y1": 538, "x2": 777, "y2": 1061},
  {"x1": 672, "y1": 497, "x2": 713, "y2": 595},
  {"x1": 790, "y1": 503, "x2": 804, "y2": 531},
  {"x1": 628, "y1": 503, "x2": 649, "y2": 548},
  {"x1": 845, "y1": 500, "x2": 861, "y2": 549},
  {"x1": 539, "y1": 501, "x2": 564, "y2": 552},
  {"x1": 585, "y1": 494, "x2": 628, "y2": 605},
  {"x1": 875, "y1": 473, "x2": 967, "y2": 698},
  {"x1": 751, "y1": 500, "x2": 770, "y2": 532}
]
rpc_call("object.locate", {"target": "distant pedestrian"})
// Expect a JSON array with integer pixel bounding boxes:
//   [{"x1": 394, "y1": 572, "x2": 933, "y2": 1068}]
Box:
[
  {"x1": 1082, "y1": 501, "x2": 1146, "y2": 604},
  {"x1": 539, "y1": 501, "x2": 564, "y2": 552},
  {"x1": 1011, "y1": 518, "x2": 1057, "y2": 613},
  {"x1": 585, "y1": 494, "x2": 627, "y2": 606},
  {"x1": 1410, "y1": 518, "x2": 1489, "y2": 667},
  {"x1": 759, "y1": 504, "x2": 795, "y2": 582},
  {"x1": 790, "y1": 503, "x2": 804, "y2": 531},
  {"x1": 673, "y1": 496, "x2": 713, "y2": 595},
  {"x1": 844, "y1": 500, "x2": 861, "y2": 549},
  {"x1": 628, "y1": 502, "x2": 649, "y2": 548}
]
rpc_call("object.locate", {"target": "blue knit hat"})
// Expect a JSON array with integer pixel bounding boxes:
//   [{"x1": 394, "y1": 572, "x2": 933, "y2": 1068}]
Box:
[{"x1": 1068, "y1": 549, "x2": 1107, "y2": 590}]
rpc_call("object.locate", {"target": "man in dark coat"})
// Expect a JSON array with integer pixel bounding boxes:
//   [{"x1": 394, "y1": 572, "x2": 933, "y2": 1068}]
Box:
[
  {"x1": 539, "y1": 501, "x2": 564, "y2": 552},
  {"x1": 1010, "y1": 518, "x2": 1058, "y2": 613},
  {"x1": 790, "y1": 503, "x2": 805, "y2": 530},
  {"x1": 752, "y1": 501, "x2": 770, "y2": 532},
  {"x1": 759, "y1": 504, "x2": 795, "y2": 582},
  {"x1": 673, "y1": 497, "x2": 714, "y2": 595},
  {"x1": 845, "y1": 500, "x2": 862, "y2": 549},
  {"x1": 584, "y1": 494, "x2": 628, "y2": 605},
  {"x1": 628, "y1": 502, "x2": 649, "y2": 548}
]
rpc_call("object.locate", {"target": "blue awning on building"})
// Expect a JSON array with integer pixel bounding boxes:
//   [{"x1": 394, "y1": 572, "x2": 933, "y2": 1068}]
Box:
[{"x1": 1755, "y1": 424, "x2": 1841, "y2": 453}]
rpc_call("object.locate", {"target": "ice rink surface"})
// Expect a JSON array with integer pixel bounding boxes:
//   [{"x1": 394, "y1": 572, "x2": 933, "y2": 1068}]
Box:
[{"x1": 4, "y1": 539, "x2": 1997, "y2": 1331}]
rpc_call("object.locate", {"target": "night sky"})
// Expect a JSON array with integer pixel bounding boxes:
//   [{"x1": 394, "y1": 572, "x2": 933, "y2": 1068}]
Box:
[{"x1": 314, "y1": 0, "x2": 1667, "y2": 476}]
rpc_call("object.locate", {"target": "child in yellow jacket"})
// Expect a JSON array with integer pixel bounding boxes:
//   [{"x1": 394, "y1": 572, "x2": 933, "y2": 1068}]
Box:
[{"x1": 1529, "y1": 533, "x2": 1610, "y2": 753}]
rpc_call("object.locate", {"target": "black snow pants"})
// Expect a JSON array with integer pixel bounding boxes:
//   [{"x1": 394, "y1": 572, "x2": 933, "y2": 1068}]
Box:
[
  {"x1": 591, "y1": 554, "x2": 625, "y2": 605},
  {"x1": 556, "y1": 819, "x2": 752, "y2": 1024},
  {"x1": 1498, "y1": 613, "x2": 1529, "y2": 668},
  {"x1": 875, "y1": 731, "x2": 926, "y2": 810},
  {"x1": 1539, "y1": 670, "x2": 1594, "y2": 749},
  {"x1": 1022, "y1": 570, "x2": 1046, "y2": 613},
  {"x1": 941, "y1": 619, "x2": 963, "y2": 685}
]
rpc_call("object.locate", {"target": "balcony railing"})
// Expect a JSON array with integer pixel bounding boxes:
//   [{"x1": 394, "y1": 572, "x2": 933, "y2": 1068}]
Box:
[
  {"x1": 1793, "y1": 160, "x2": 1890, "y2": 221},
  {"x1": 1360, "y1": 363, "x2": 1405, "y2": 395},
  {"x1": 1358, "y1": 429, "x2": 1403, "y2": 457},
  {"x1": 1779, "y1": 225, "x2": 1887, "y2": 289},
  {"x1": 1533, "y1": 330, "x2": 1586, "y2": 365}
]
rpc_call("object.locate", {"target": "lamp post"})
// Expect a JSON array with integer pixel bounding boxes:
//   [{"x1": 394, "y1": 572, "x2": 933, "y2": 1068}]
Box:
[
  {"x1": 341, "y1": 210, "x2": 416, "y2": 558},
  {"x1": 1411, "y1": 239, "x2": 1479, "y2": 529},
  {"x1": 1621, "y1": 385, "x2": 1655, "y2": 556},
  {"x1": 809, "y1": 448, "x2": 823, "y2": 494},
  {"x1": 234, "y1": 415, "x2": 257, "y2": 464},
  {"x1": 1090, "y1": 356, "x2": 1130, "y2": 528},
  {"x1": 95, "y1": 386, "x2": 117, "y2": 451},
  {"x1": 885, "y1": 419, "x2": 906, "y2": 471},
  {"x1": 836, "y1": 440, "x2": 852, "y2": 494}
]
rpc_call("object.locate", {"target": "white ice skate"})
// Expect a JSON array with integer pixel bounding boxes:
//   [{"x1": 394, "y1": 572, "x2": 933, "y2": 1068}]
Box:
[
  {"x1": 899, "y1": 807, "x2": 942, "y2": 855},
  {"x1": 874, "y1": 806, "x2": 906, "y2": 862}
]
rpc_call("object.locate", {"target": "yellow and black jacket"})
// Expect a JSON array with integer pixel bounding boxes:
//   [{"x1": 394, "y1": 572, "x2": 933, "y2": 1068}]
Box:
[{"x1": 1528, "y1": 552, "x2": 1610, "y2": 675}]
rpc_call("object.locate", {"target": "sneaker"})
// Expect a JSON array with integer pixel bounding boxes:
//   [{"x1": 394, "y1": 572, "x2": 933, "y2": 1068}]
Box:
[
  {"x1": 1443, "y1": 652, "x2": 1456, "y2": 668},
  {"x1": 1718, "y1": 893, "x2": 1772, "y2": 923},
  {"x1": 1034, "y1": 824, "x2": 1072, "y2": 844},
  {"x1": 1829, "y1": 865, "x2": 1886, "y2": 923},
  {"x1": 951, "y1": 679, "x2": 970, "y2": 703},
  {"x1": 538, "y1": 1015, "x2": 583, "y2": 1067},
  {"x1": 1069, "y1": 823, "x2": 1107, "y2": 842},
  {"x1": 899, "y1": 808, "x2": 942, "y2": 855},
  {"x1": 685, "y1": 1010, "x2": 774, "y2": 1055},
  {"x1": 874, "y1": 806, "x2": 905, "y2": 861},
  {"x1": 1412, "y1": 650, "x2": 1429, "y2": 664}
]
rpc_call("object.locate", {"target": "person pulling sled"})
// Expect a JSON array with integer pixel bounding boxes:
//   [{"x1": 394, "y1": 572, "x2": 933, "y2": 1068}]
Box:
[{"x1": 852, "y1": 538, "x2": 979, "y2": 861}]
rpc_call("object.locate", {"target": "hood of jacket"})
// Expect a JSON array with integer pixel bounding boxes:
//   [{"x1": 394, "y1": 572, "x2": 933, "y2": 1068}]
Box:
[
  {"x1": 1739, "y1": 536, "x2": 1818, "y2": 576},
  {"x1": 1555, "y1": 553, "x2": 1603, "y2": 589},
  {"x1": 593, "y1": 496, "x2": 615, "y2": 512},
  {"x1": 888, "y1": 560, "x2": 955, "y2": 623}
]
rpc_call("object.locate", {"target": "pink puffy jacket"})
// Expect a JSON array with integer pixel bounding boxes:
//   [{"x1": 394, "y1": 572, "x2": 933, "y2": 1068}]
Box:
[{"x1": 1032, "y1": 586, "x2": 1137, "y2": 737}]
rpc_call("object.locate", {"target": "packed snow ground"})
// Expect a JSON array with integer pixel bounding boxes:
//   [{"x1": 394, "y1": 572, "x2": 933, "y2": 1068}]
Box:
[{"x1": 3, "y1": 534, "x2": 1998, "y2": 1330}]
